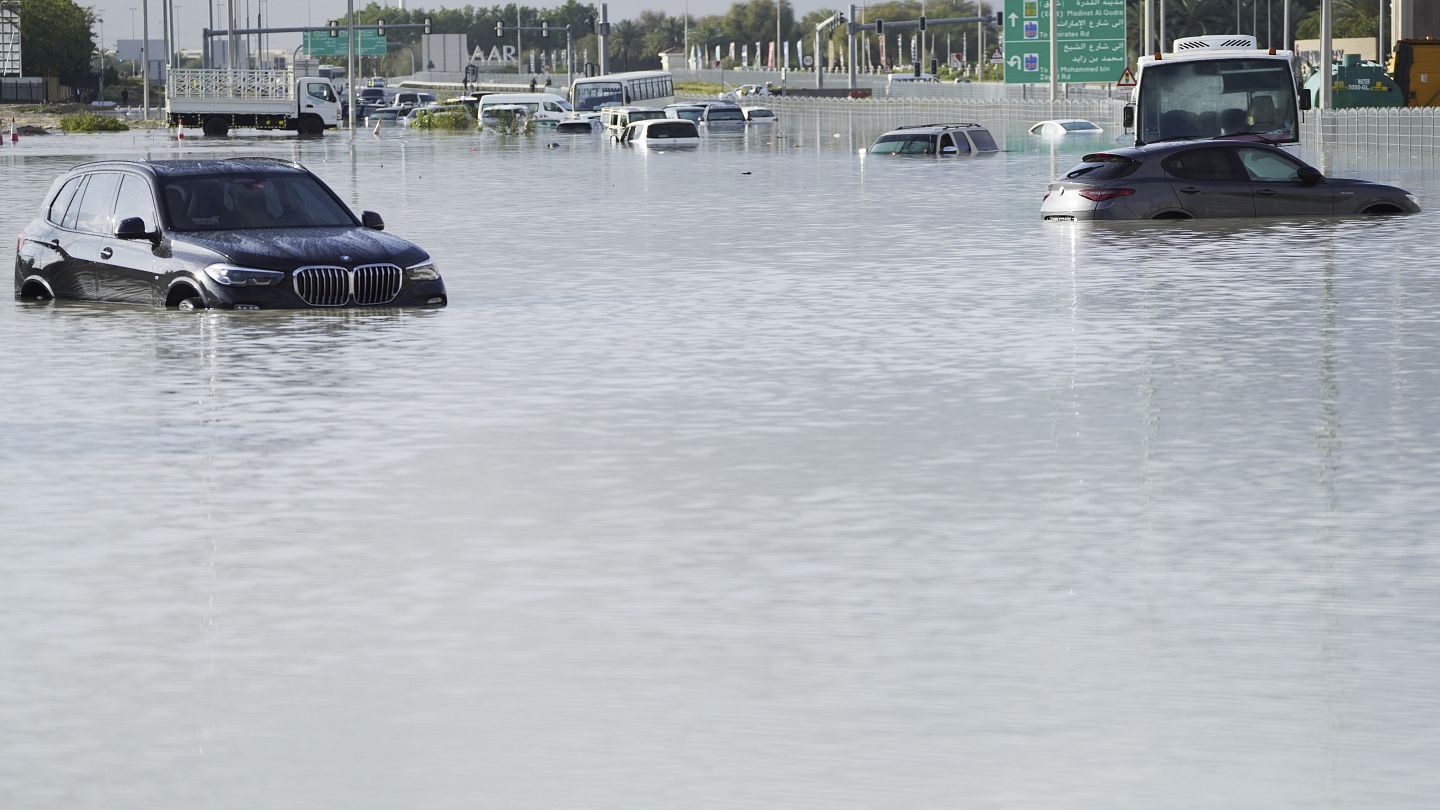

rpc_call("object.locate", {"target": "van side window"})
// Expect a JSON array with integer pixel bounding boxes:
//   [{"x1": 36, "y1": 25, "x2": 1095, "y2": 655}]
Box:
[
  {"x1": 48, "y1": 177, "x2": 83, "y2": 225},
  {"x1": 114, "y1": 174, "x2": 159, "y2": 232}
]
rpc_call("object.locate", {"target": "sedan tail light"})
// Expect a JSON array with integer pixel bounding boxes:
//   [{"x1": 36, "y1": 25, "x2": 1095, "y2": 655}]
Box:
[{"x1": 1078, "y1": 187, "x2": 1136, "y2": 202}]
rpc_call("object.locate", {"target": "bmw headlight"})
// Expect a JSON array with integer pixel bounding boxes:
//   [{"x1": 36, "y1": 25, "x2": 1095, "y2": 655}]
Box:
[
  {"x1": 204, "y1": 263, "x2": 286, "y2": 286},
  {"x1": 1406, "y1": 193, "x2": 1419, "y2": 208},
  {"x1": 406, "y1": 260, "x2": 440, "y2": 281}
]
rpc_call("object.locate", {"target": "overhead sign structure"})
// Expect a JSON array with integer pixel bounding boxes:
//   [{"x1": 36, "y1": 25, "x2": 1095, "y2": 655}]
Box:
[
  {"x1": 303, "y1": 29, "x2": 387, "y2": 57},
  {"x1": 0, "y1": 2, "x2": 20, "y2": 77},
  {"x1": 1002, "y1": 0, "x2": 1125, "y2": 84}
]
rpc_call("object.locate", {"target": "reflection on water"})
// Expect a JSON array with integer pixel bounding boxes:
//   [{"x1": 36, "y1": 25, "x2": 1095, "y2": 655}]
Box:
[{"x1": 2, "y1": 121, "x2": 1440, "y2": 809}]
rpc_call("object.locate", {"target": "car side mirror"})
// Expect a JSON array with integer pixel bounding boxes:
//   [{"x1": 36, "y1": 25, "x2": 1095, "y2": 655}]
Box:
[
  {"x1": 1123, "y1": 104, "x2": 1135, "y2": 129},
  {"x1": 1297, "y1": 166, "x2": 1323, "y2": 185},
  {"x1": 115, "y1": 216, "x2": 159, "y2": 244},
  {"x1": 361, "y1": 210, "x2": 385, "y2": 230},
  {"x1": 1299, "y1": 88, "x2": 1313, "y2": 111},
  {"x1": 941, "y1": 146, "x2": 958, "y2": 155}
]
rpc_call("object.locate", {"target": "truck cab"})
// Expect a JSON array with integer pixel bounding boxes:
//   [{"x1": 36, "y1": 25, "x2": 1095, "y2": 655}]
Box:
[
  {"x1": 299, "y1": 78, "x2": 341, "y2": 130},
  {"x1": 1127, "y1": 35, "x2": 1311, "y2": 152}
]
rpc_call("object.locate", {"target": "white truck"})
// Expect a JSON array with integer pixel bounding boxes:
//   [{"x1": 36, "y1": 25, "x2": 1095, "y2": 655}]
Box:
[{"x1": 166, "y1": 68, "x2": 341, "y2": 137}]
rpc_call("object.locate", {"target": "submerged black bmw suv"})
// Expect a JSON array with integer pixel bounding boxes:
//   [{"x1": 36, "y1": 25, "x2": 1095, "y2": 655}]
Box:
[{"x1": 14, "y1": 158, "x2": 447, "y2": 310}]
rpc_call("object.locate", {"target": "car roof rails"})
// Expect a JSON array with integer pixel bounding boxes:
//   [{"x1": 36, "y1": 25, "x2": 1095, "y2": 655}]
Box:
[
  {"x1": 223, "y1": 156, "x2": 305, "y2": 169},
  {"x1": 895, "y1": 122, "x2": 983, "y2": 131}
]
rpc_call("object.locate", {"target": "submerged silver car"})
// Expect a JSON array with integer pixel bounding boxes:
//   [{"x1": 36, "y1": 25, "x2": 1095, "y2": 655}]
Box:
[{"x1": 1041, "y1": 141, "x2": 1420, "y2": 221}]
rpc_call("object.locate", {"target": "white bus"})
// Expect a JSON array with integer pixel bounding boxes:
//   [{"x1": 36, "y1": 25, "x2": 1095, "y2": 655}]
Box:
[{"x1": 569, "y1": 70, "x2": 675, "y2": 113}]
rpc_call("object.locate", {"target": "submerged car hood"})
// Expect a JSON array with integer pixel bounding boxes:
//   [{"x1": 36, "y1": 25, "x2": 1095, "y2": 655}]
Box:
[{"x1": 173, "y1": 227, "x2": 427, "y2": 272}]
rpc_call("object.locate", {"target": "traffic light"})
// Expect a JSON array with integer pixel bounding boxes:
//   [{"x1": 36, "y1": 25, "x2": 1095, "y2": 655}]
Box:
[
  {"x1": 495, "y1": 21, "x2": 504, "y2": 37},
  {"x1": 995, "y1": 10, "x2": 1004, "y2": 26},
  {"x1": 584, "y1": 15, "x2": 595, "y2": 32},
  {"x1": 541, "y1": 20, "x2": 549, "y2": 38},
  {"x1": 930, "y1": 58, "x2": 938, "y2": 74},
  {"x1": 329, "y1": 19, "x2": 339, "y2": 37},
  {"x1": 918, "y1": 15, "x2": 926, "y2": 32},
  {"x1": 874, "y1": 18, "x2": 883, "y2": 34},
  {"x1": 423, "y1": 16, "x2": 432, "y2": 34},
  {"x1": 376, "y1": 18, "x2": 385, "y2": 36}
]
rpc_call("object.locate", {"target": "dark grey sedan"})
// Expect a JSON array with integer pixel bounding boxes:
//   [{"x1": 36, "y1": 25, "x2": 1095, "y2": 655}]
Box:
[{"x1": 1041, "y1": 141, "x2": 1420, "y2": 221}]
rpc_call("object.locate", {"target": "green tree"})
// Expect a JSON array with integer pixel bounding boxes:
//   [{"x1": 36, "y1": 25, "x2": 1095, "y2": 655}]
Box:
[
  {"x1": 20, "y1": 0, "x2": 96, "y2": 85},
  {"x1": 1296, "y1": 0, "x2": 1375, "y2": 39},
  {"x1": 643, "y1": 15, "x2": 686, "y2": 58},
  {"x1": 610, "y1": 18, "x2": 643, "y2": 69}
]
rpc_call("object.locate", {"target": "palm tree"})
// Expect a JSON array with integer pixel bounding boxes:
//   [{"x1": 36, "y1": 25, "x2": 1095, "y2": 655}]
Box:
[{"x1": 610, "y1": 19, "x2": 644, "y2": 70}]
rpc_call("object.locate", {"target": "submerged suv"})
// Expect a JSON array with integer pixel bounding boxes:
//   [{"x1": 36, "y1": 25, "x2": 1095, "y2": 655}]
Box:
[
  {"x1": 14, "y1": 158, "x2": 447, "y2": 310},
  {"x1": 867, "y1": 123, "x2": 1000, "y2": 156}
]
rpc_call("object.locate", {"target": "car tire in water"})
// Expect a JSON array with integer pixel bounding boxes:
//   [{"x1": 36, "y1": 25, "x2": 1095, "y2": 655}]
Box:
[
  {"x1": 298, "y1": 116, "x2": 324, "y2": 137},
  {"x1": 202, "y1": 116, "x2": 230, "y2": 137},
  {"x1": 175, "y1": 296, "x2": 207, "y2": 311}
]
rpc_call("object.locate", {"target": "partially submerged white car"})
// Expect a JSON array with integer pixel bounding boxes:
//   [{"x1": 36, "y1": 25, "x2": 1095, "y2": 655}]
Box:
[
  {"x1": 1029, "y1": 119, "x2": 1104, "y2": 137},
  {"x1": 617, "y1": 118, "x2": 701, "y2": 148}
]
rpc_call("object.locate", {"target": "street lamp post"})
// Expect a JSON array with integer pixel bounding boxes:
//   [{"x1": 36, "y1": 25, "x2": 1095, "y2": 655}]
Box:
[{"x1": 141, "y1": 0, "x2": 149, "y2": 119}]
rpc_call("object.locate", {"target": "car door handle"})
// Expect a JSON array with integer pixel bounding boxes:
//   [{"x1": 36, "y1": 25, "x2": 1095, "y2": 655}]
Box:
[
  {"x1": 306, "y1": 104, "x2": 315, "y2": 108},
  {"x1": 1179, "y1": 186, "x2": 1200, "y2": 194},
  {"x1": 99, "y1": 247, "x2": 113, "y2": 260},
  {"x1": 1255, "y1": 189, "x2": 1278, "y2": 196}
]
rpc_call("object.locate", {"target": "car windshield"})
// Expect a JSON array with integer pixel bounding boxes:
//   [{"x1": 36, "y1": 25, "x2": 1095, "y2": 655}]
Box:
[
  {"x1": 1061, "y1": 121, "x2": 1100, "y2": 131},
  {"x1": 707, "y1": 108, "x2": 744, "y2": 121},
  {"x1": 646, "y1": 122, "x2": 696, "y2": 139},
  {"x1": 160, "y1": 173, "x2": 356, "y2": 231},
  {"x1": 1063, "y1": 154, "x2": 1141, "y2": 180},
  {"x1": 871, "y1": 134, "x2": 936, "y2": 155}
]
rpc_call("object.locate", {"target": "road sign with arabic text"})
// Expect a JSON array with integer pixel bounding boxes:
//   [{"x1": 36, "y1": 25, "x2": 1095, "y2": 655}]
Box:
[{"x1": 1002, "y1": 0, "x2": 1126, "y2": 84}]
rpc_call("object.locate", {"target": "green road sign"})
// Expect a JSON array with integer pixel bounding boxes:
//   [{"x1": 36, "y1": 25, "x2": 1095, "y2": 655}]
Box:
[
  {"x1": 303, "y1": 29, "x2": 387, "y2": 57},
  {"x1": 1002, "y1": 0, "x2": 1126, "y2": 84}
]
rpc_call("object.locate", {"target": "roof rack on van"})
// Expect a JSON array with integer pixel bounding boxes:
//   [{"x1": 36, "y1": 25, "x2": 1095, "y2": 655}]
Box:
[{"x1": 894, "y1": 122, "x2": 983, "y2": 130}]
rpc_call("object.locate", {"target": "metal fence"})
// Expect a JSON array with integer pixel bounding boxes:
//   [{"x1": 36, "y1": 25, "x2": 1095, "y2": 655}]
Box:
[
  {"x1": 691, "y1": 94, "x2": 1127, "y2": 146},
  {"x1": 1, "y1": 76, "x2": 43, "y2": 102},
  {"x1": 713, "y1": 94, "x2": 1440, "y2": 156}
]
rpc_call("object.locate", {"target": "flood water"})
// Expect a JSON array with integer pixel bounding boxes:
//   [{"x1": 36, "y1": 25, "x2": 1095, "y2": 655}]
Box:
[{"x1": 2, "y1": 118, "x2": 1440, "y2": 809}]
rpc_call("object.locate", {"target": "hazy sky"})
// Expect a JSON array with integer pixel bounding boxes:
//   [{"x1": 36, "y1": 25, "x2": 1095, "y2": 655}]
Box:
[{"x1": 93, "y1": 0, "x2": 842, "y2": 51}]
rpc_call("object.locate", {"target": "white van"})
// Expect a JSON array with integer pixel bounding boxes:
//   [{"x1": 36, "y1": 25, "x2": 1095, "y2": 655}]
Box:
[
  {"x1": 476, "y1": 93, "x2": 572, "y2": 127},
  {"x1": 599, "y1": 105, "x2": 669, "y2": 136}
]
